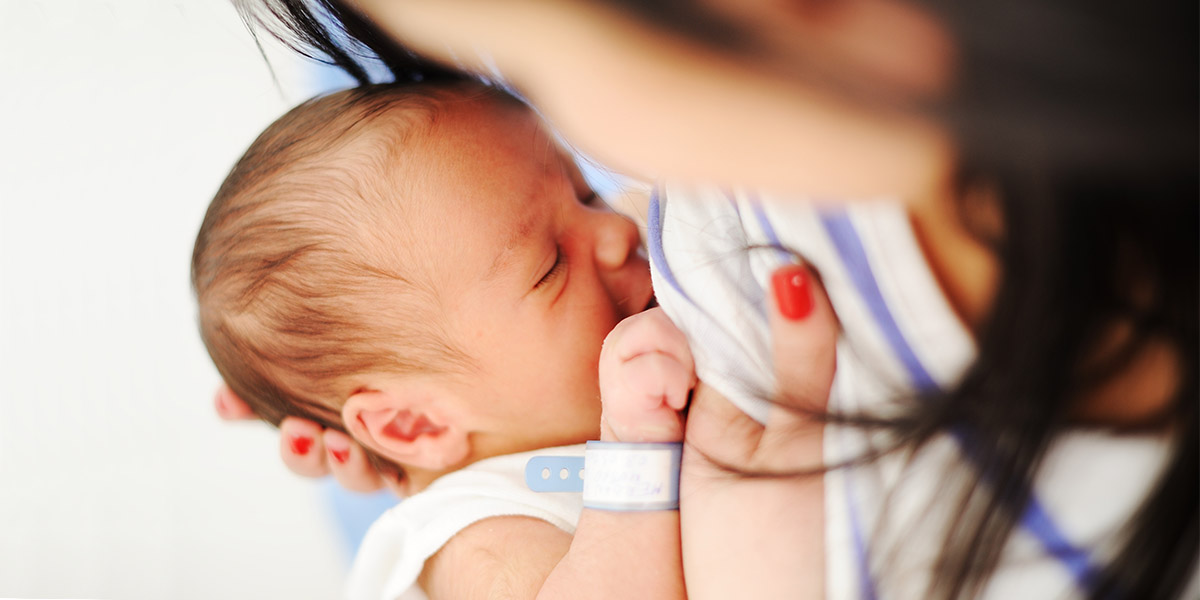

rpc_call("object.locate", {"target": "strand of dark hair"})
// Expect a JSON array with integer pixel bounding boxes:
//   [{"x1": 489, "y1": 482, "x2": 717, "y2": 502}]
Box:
[{"x1": 233, "y1": 0, "x2": 469, "y2": 85}]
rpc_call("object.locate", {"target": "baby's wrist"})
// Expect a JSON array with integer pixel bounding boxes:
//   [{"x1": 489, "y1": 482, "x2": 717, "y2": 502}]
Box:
[
  {"x1": 582, "y1": 441, "x2": 682, "y2": 511},
  {"x1": 523, "y1": 441, "x2": 683, "y2": 512},
  {"x1": 600, "y1": 416, "x2": 684, "y2": 444}
]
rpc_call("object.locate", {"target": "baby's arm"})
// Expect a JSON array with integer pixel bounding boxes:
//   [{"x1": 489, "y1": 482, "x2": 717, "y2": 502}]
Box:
[
  {"x1": 539, "y1": 307, "x2": 691, "y2": 598},
  {"x1": 419, "y1": 307, "x2": 692, "y2": 600}
]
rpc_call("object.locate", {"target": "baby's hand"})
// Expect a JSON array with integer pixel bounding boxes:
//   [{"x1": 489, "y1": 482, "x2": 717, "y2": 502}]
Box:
[{"x1": 598, "y1": 307, "x2": 696, "y2": 443}]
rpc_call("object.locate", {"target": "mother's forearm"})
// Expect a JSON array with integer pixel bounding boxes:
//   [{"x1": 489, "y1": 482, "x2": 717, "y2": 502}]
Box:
[{"x1": 680, "y1": 384, "x2": 826, "y2": 600}]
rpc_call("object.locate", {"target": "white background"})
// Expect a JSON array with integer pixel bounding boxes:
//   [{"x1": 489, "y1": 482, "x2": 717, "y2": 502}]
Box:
[{"x1": 0, "y1": 1, "x2": 363, "y2": 597}]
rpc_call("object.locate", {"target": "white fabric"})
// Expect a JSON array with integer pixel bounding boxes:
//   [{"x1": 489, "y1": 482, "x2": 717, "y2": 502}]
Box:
[
  {"x1": 651, "y1": 184, "x2": 1173, "y2": 599},
  {"x1": 650, "y1": 184, "x2": 974, "y2": 425},
  {"x1": 346, "y1": 445, "x2": 584, "y2": 600}
]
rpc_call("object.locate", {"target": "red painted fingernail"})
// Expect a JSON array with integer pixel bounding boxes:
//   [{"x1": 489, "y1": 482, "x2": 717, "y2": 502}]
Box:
[
  {"x1": 289, "y1": 435, "x2": 313, "y2": 456},
  {"x1": 329, "y1": 448, "x2": 350, "y2": 464},
  {"x1": 772, "y1": 265, "x2": 814, "y2": 321}
]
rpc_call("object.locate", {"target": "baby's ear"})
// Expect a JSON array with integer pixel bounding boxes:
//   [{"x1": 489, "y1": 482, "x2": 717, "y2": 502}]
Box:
[{"x1": 343, "y1": 388, "x2": 469, "y2": 471}]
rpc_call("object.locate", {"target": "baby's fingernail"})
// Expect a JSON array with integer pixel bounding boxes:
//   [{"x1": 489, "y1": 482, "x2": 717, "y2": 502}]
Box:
[
  {"x1": 772, "y1": 265, "x2": 814, "y2": 321},
  {"x1": 289, "y1": 435, "x2": 313, "y2": 456}
]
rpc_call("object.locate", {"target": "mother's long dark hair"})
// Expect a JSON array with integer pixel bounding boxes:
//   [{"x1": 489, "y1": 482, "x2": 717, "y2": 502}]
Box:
[{"x1": 233, "y1": 1, "x2": 1197, "y2": 597}]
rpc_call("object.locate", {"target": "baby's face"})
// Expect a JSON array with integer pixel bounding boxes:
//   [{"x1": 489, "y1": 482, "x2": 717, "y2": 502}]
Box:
[{"x1": 399, "y1": 96, "x2": 654, "y2": 451}]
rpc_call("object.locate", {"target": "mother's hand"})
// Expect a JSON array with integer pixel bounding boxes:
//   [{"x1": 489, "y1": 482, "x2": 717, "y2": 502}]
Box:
[
  {"x1": 214, "y1": 385, "x2": 401, "y2": 495},
  {"x1": 681, "y1": 264, "x2": 838, "y2": 600}
]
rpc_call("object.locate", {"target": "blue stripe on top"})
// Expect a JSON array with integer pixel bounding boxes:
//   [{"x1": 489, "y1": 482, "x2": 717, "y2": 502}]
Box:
[
  {"x1": 1021, "y1": 497, "x2": 1102, "y2": 586},
  {"x1": 747, "y1": 193, "x2": 798, "y2": 265},
  {"x1": 818, "y1": 211, "x2": 940, "y2": 393},
  {"x1": 815, "y1": 207, "x2": 1100, "y2": 593},
  {"x1": 647, "y1": 188, "x2": 693, "y2": 304}
]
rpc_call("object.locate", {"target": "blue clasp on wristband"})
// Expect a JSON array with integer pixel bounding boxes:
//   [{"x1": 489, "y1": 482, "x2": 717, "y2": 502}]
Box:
[{"x1": 524, "y1": 455, "x2": 586, "y2": 492}]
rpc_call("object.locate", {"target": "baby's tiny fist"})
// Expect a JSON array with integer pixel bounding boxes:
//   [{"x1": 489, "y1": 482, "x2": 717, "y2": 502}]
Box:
[{"x1": 598, "y1": 308, "x2": 696, "y2": 443}]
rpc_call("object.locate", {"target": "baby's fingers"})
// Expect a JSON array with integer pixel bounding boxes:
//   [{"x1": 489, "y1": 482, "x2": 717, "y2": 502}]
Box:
[
  {"x1": 605, "y1": 307, "x2": 692, "y2": 367},
  {"x1": 602, "y1": 353, "x2": 690, "y2": 442},
  {"x1": 623, "y1": 351, "x2": 695, "y2": 411}
]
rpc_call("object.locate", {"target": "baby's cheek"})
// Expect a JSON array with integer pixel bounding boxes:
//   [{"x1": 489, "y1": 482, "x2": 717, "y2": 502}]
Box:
[{"x1": 565, "y1": 374, "x2": 604, "y2": 438}]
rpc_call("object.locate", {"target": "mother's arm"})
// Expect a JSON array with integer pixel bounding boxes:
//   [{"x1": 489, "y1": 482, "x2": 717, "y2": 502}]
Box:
[
  {"x1": 348, "y1": 0, "x2": 949, "y2": 200},
  {"x1": 215, "y1": 385, "x2": 403, "y2": 495},
  {"x1": 680, "y1": 264, "x2": 837, "y2": 600}
]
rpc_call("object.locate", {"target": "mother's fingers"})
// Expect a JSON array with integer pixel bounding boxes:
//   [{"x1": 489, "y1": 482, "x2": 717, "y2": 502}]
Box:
[
  {"x1": 214, "y1": 384, "x2": 255, "y2": 421},
  {"x1": 219, "y1": 384, "x2": 396, "y2": 494},
  {"x1": 768, "y1": 264, "x2": 838, "y2": 414},
  {"x1": 683, "y1": 382, "x2": 770, "y2": 470},
  {"x1": 278, "y1": 418, "x2": 398, "y2": 494},
  {"x1": 707, "y1": 263, "x2": 837, "y2": 474},
  {"x1": 217, "y1": 385, "x2": 334, "y2": 477},
  {"x1": 759, "y1": 264, "x2": 838, "y2": 471},
  {"x1": 683, "y1": 264, "x2": 838, "y2": 474},
  {"x1": 278, "y1": 417, "x2": 331, "y2": 479},
  {"x1": 322, "y1": 429, "x2": 398, "y2": 495}
]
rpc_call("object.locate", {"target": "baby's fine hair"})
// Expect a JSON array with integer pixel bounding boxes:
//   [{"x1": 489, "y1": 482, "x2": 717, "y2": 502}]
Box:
[{"x1": 192, "y1": 82, "x2": 498, "y2": 444}]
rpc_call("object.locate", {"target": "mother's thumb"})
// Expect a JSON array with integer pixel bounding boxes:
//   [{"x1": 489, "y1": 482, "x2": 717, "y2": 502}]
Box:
[{"x1": 767, "y1": 264, "x2": 838, "y2": 416}]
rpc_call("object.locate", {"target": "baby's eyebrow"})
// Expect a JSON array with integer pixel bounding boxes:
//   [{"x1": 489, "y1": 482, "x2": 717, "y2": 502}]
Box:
[{"x1": 483, "y1": 208, "x2": 540, "y2": 283}]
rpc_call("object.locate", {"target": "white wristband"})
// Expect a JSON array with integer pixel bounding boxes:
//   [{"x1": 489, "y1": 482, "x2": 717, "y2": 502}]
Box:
[{"x1": 582, "y1": 441, "x2": 682, "y2": 511}]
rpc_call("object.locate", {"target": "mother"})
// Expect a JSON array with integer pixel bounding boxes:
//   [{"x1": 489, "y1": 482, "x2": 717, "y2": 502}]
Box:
[{"x1": 225, "y1": 0, "x2": 1197, "y2": 598}]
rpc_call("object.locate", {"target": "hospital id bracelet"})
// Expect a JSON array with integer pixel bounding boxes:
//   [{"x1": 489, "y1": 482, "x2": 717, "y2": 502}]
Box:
[{"x1": 582, "y1": 441, "x2": 682, "y2": 511}]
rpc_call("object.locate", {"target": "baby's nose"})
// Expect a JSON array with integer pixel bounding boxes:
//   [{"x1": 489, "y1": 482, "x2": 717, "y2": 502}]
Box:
[{"x1": 594, "y1": 213, "x2": 641, "y2": 270}]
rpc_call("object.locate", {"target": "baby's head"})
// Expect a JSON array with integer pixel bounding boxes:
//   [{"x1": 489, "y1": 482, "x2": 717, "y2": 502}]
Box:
[{"x1": 193, "y1": 82, "x2": 653, "y2": 490}]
